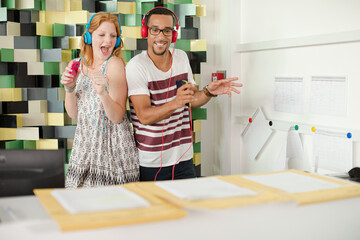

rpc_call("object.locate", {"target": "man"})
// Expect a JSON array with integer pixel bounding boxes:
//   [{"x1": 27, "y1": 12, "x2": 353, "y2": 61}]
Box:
[{"x1": 126, "y1": 7, "x2": 242, "y2": 181}]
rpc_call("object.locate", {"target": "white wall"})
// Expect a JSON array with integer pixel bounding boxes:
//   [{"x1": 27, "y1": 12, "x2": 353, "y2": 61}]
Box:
[
  {"x1": 200, "y1": 0, "x2": 242, "y2": 176},
  {"x1": 230, "y1": 0, "x2": 360, "y2": 174},
  {"x1": 200, "y1": 0, "x2": 360, "y2": 175}
]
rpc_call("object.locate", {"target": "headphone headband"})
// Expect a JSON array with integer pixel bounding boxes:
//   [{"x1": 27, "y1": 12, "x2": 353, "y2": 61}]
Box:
[
  {"x1": 84, "y1": 12, "x2": 122, "y2": 48},
  {"x1": 141, "y1": 6, "x2": 179, "y2": 30},
  {"x1": 86, "y1": 13, "x2": 122, "y2": 33}
]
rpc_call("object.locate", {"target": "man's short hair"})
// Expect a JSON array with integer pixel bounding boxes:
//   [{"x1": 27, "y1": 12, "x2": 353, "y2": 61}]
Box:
[{"x1": 144, "y1": 7, "x2": 176, "y2": 28}]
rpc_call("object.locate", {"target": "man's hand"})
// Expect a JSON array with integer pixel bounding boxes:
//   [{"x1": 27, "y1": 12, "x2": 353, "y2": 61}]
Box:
[
  {"x1": 172, "y1": 83, "x2": 196, "y2": 109},
  {"x1": 206, "y1": 77, "x2": 242, "y2": 97}
]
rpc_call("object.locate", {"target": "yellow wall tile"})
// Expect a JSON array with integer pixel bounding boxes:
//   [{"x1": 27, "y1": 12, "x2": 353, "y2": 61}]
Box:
[
  {"x1": 0, "y1": 128, "x2": 16, "y2": 140},
  {"x1": 61, "y1": 50, "x2": 72, "y2": 62},
  {"x1": 36, "y1": 139, "x2": 59, "y2": 150},
  {"x1": 66, "y1": 11, "x2": 88, "y2": 24},
  {"x1": 69, "y1": 37, "x2": 81, "y2": 49},
  {"x1": 196, "y1": 5, "x2": 206, "y2": 17},
  {"x1": 190, "y1": 39, "x2": 206, "y2": 51},
  {"x1": 121, "y1": 26, "x2": 141, "y2": 39},
  {"x1": 39, "y1": 10, "x2": 46, "y2": 22},
  {"x1": 117, "y1": 2, "x2": 136, "y2": 14},
  {"x1": 0, "y1": 89, "x2": 22, "y2": 101},
  {"x1": 70, "y1": 0, "x2": 82, "y2": 11},
  {"x1": 41, "y1": 11, "x2": 66, "y2": 24},
  {"x1": 193, "y1": 119, "x2": 201, "y2": 132},
  {"x1": 47, "y1": 113, "x2": 65, "y2": 126},
  {"x1": 194, "y1": 130, "x2": 201, "y2": 143},
  {"x1": 36, "y1": 22, "x2": 53, "y2": 36},
  {"x1": 193, "y1": 152, "x2": 201, "y2": 166}
]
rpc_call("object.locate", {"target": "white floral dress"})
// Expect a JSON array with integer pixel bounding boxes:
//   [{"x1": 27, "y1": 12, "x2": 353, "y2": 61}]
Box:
[{"x1": 65, "y1": 58, "x2": 139, "y2": 188}]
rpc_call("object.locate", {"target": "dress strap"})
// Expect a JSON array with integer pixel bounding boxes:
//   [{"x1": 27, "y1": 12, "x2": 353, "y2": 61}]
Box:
[{"x1": 102, "y1": 56, "x2": 112, "y2": 75}]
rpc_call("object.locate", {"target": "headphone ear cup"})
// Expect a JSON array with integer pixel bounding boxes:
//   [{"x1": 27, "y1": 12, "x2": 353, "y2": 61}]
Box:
[
  {"x1": 141, "y1": 25, "x2": 148, "y2": 38},
  {"x1": 115, "y1": 36, "x2": 121, "y2": 48},
  {"x1": 172, "y1": 30, "x2": 178, "y2": 43},
  {"x1": 84, "y1": 31, "x2": 92, "y2": 45}
]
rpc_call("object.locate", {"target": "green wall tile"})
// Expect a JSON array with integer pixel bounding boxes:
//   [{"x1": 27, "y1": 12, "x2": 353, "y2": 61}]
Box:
[
  {"x1": 139, "y1": 2, "x2": 155, "y2": 15},
  {"x1": 165, "y1": 3, "x2": 175, "y2": 12},
  {"x1": 193, "y1": 141, "x2": 201, "y2": 153},
  {"x1": 40, "y1": 36, "x2": 53, "y2": 49},
  {"x1": 124, "y1": 14, "x2": 142, "y2": 26},
  {"x1": 122, "y1": 50, "x2": 132, "y2": 63},
  {"x1": 175, "y1": 0, "x2": 193, "y2": 3},
  {"x1": 66, "y1": 149, "x2": 71, "y2": 163},
  {"x1": 5, "y1": 140, "x2": 24, "y2": 149},
  {"x1": 174, "y1": 39, "x2": 190, "y2": 51},
  {"x1": 2, "y1": 0, "x2": 15, "y2": 9},
  {"x1": 0, "y1": 48, "x2": 14, "y2": 62},
  {"x1": 64, "y1": 163, "x2": 68, "y2": 177},
  {"x1": 191, "y1": 107, "x2": 207, "y2": 120},
  {"x1": 24, "y1": 140, "x2": 36, "y2": 149},
  {"x1": 44, "y1": 62, "x2": 59, "y2": 75},
  {"x1": 53, "y1": 23, "x2": 65, "y2": 37},
  {"x1": 40, "y1": 0, "x2": 46, "y2": 10},
  {"x1": 32, "y1": 0, "x2": 41, "y2": 11},
  {"x1": 0, "y1": 75, "x2": 15, "y2": 88}
]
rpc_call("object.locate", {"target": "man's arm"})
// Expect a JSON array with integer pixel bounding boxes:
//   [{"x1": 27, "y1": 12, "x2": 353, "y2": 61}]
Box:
[
  {"x1": 130, "y1": 84, "x2": 195, "y2": 125},
  {"x1": 190, "y1": 77, "x2": 243, "y2": 109}
]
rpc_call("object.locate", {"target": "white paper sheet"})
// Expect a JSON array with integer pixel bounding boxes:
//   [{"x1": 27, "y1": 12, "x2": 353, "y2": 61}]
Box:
[
  {"x1": 313, "y1": 130, "x2": 353, "y2": 172},
  {"x1": 275, "y1": 127, "x2": 310, "y2": 171},
  {"x1": 155, "y1": 177, "x2": 258, "y2": 201},
  {"x1": 51, "y1": 186, "x2": 150, "y2": 214},
  {"x1": 243, "y1": 172, "x2": 342, "y2": 193},
  {"x1": 310, "y1": 76, "x2": 347, "y2": 116},
  {"x1": 241, "y1": 108, "x2": 273, "y2": 160},
  {"x1": 274, "y1": 77, "x2": 304, "y2": 114}
]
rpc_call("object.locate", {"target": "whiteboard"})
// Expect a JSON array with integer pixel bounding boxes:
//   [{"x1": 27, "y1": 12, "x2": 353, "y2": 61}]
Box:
[{"x1": 241, "y1": 108, "x2": 272, "y2": 161}]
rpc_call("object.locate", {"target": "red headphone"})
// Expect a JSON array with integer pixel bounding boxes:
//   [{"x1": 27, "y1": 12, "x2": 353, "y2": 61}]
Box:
[{"x1": 141, "y1": 6, "x2": 179, "y2": 43}]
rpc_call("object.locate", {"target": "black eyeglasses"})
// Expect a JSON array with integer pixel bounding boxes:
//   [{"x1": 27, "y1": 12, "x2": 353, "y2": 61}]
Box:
[{"x1": 148, "y1": 27, "x2": 173, "y2": 37}]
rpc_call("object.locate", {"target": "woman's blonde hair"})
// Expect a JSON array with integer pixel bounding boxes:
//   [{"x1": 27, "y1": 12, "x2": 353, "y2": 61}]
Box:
[{"x1": 80, "y1": 12, "x2": 125, "y2": 67}]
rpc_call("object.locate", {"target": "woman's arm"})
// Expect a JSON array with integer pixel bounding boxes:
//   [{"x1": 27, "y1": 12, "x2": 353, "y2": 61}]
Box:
[
  {"x1": 61, "y1": 60, "x2": 79, "y2": 119},
  {"x1": 92, "y1": 57, "x2": 127, "y2": 124}
]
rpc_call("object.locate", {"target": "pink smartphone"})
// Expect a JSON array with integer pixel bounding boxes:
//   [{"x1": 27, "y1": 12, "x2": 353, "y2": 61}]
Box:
[{"x1": 70, "y1": 60, "x2": 80, "y2": 75}]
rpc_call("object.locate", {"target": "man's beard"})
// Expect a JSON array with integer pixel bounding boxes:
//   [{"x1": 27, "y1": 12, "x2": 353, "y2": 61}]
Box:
[{"x1": 152, "y1": 46, "x2": 167, "y2": 56}]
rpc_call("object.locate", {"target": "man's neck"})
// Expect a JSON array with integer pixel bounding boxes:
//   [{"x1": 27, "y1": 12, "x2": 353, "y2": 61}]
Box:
[{"x1": 147, "y1": 49, "x2": 172, "y2": 72}]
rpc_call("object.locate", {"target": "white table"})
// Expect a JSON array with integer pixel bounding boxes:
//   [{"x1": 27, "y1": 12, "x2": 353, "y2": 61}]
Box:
[{"x1": 1, "y1": 195, "x2": 360, "y2": 240}]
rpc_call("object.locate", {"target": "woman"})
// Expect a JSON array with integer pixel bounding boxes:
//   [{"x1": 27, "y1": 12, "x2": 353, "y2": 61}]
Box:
[{"x1": 61, "y1": 12, "x2": 139, "y2": 188}]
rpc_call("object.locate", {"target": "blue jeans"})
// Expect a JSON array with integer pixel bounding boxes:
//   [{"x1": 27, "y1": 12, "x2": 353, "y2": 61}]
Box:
[{"x1": 140, "y1": 159, "x2": 196, "y2": 181}]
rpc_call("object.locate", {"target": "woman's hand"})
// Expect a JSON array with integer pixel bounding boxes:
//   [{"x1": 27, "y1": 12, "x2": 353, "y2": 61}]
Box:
[
  {"x1": 91, "y1": 71, "x2": 109, "y2": 96},
  {"x1": 61, "y1": 63, "x2": 79, "y2": 90}
]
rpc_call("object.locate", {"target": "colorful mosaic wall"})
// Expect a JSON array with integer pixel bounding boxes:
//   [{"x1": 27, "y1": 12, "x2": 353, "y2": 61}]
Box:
[{"x1": 0, "y1": 0, "x2": 207, "y2": 176}]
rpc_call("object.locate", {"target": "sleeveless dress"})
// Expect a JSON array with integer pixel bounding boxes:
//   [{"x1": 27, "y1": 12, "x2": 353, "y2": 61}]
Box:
[{"x1": 65, "y1": 58, "x2": 139, "y2": 188}]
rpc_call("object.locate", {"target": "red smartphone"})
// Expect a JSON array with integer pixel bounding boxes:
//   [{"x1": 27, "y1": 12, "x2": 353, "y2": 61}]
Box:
[{"x1": 70, "y1": 60, "x2": 80, "y2": 75}]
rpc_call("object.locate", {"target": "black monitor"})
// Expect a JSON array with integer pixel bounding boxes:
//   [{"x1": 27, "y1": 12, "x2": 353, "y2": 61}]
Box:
[{"x1": 0, "y1": 149, "x2": 65, "y2": 197}]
